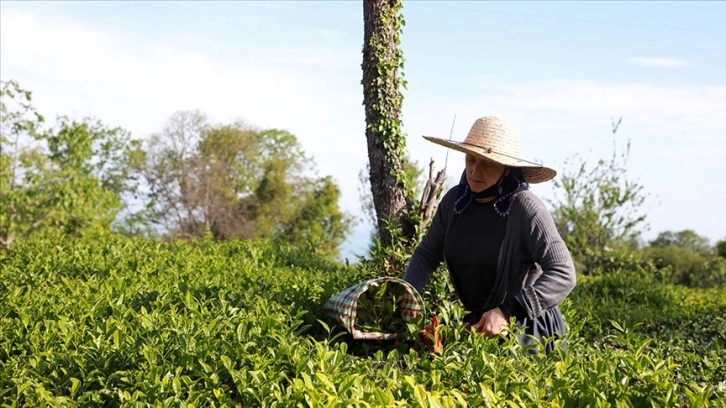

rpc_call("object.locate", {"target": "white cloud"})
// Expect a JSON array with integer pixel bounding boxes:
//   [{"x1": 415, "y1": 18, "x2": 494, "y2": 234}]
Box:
[
  {"x1": 0, "y1": 8, "x2": 355, "y2": 132},
  {"x1": 402, "y1": 78, "x2": 726, "y2": 145},
  {"x1": 630, "y1": 57, "x2": 692, "y2": 68}
]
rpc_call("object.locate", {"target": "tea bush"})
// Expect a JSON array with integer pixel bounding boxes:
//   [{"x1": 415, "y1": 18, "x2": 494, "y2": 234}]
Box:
[{"x1": 1, "y1": 234, "x2": 724, "y2": 407}]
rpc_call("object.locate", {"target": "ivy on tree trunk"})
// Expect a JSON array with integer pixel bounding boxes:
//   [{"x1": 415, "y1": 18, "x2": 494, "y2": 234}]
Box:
[{"x1": 362, "y1": 0, "x2": 415, "y2": 248}]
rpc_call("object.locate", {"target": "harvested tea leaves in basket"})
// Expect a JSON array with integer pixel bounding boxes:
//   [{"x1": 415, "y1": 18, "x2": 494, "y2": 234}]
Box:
[
  {"x1": 355, "y1": 281, "x2": 410, "y2": 335},
  {"x1": 324, "y1": 276, "x2": 425, "y2": 340}
]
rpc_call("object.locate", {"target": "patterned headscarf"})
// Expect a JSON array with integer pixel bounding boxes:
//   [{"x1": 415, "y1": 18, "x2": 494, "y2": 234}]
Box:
[{"x1": 453, "y1": 168, "x2": 529, "y2": 216}]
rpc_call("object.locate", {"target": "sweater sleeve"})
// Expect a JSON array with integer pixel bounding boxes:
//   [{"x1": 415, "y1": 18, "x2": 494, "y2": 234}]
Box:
[
  {"x1": 513, "y1": 194, "x2": 577, "y2": 319},
  {"x1": 402, "y1": 189, "x2": 451, "y2": 293}
]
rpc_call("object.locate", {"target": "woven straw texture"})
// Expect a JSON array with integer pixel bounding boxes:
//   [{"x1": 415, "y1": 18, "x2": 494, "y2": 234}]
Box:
[
  {"x1": 324, "y1": 277, "x2": 425, "y2": 340},
  {"x1": 423, "y1": 116, "x2": 557, "y2": 183}
]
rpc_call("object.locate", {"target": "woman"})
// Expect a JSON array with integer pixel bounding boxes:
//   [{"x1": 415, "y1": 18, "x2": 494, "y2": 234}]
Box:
[{"x1": 404, "y1": 116, "x2": 576, "y2": 353}]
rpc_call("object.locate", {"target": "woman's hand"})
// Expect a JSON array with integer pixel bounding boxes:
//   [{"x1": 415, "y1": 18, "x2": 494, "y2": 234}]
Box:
[{"x1": 473, "y1": 307, "x2": 508, "y2": 337}]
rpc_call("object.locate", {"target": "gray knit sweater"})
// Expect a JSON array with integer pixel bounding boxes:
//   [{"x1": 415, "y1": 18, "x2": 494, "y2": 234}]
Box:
[{"x1": 404, "y1": 187, "x2": 576, "y2": 320}]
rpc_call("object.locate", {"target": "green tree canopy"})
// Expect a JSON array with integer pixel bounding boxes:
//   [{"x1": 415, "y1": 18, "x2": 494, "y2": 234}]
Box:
[
  {"x1": 717, "y1": 240, "x2": 726, "y2": 258},
  {"x1": 1, "y1": 80, "x2": 142, "y2": 247},
  {"x1": 140, "y1": 111, "x2": 351, "y2": 259},
  {"x1": 649, "y1": 229, "x2": 712, "y2": 256}
]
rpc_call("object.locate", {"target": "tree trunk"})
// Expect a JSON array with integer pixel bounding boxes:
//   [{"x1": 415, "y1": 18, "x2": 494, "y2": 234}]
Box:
[{"x1": 362, "y1": 0, "x2": 413, "y2": 247}]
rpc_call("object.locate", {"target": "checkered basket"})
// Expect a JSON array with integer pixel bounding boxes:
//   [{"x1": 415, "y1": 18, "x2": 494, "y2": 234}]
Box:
[{"x1": 324, "y1": 277, "x2": 425, "y2": 340}]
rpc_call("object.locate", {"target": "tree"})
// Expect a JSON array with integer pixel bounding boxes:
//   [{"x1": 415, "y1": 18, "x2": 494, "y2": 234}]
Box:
[
  {"x1": 141, "y1": 110, "x2": 212, "y2": 238},
  {"x1": 0, "y1": 80, "x2": 142, "y2": 247},
  {"x1": 357, "y1": 152, "x2": 424, "y2": 231},
  {"x1": 717, "y1": 240, "x2": 726, "y2": 259},
  {"x1": 649, "y1": 229, "x2": 712, "y2": 256},
  {"x1": 281, "y1": 176, "x2": 350, "y2": 259},
  {"x1": 250, "y1": 128, "x2": 311, "y2": 240},
  {"x1": 640, "y1": 244, "x2": 709, "y2": 285},
  {"x1": 1, "y1": 80, "x2": 45, "y2": 247},
  {"x1": 362, "y1": 0, "x2": 416, "y2": 248},
  {"x1": 140, "y1": 111, "x2": 352, "y2": 258},
  {"x1": 550, "y1": 121, "x2": 650, "y2": 274},
  {"x1": 642, "y1": 229, "x2": 715, "y2": 285}
]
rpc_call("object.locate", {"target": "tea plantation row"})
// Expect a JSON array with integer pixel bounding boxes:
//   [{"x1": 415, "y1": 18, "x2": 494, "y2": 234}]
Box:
[{"x1": 1, "y1": 234, "x2": 724, "y2": 407}]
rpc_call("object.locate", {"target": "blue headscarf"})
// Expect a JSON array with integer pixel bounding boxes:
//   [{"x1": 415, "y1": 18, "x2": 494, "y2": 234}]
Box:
[{"x1": 453, "y1": 169, "x2": 529, "y2": 216}]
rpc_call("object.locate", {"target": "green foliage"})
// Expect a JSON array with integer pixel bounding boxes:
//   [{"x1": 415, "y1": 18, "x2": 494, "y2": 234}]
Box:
[
  {"x1": 280, "y1": 176, "x2": 351, "y2": 259},
  {"x1": 650, "y1": 229, "x2": 713, "y2": 256},
  {"x1": 689, "y1": 258, "x2": 726, "y2": 289},
  {"x1": 640, "y1": 230, "x2": 722, "y2": 288},
  {"x1": 358, "y1": 212, "x2": 429, "y2": 279},
  {"x1": 0, "y1": 80, "x2": 44, "y2": 137},
  {"x1": 357, "y1": 155, "x2": 434, "y2": 278},
  {"x1": 358, "y1": 153, "x2": 426, "y2": 267},
  {"x1": 1, "y1": 82, "x2": 350, "y2": 259},
  {"x1": 718, "y1": 240, "x2": 726, "y2": 258},
  {"x1": 0, "y1": 80, "x2": 142, "y2": 248},
  {"x1": 364, "y1": 0, "x2": 409, "y2": 192},
  {"x1": 550, "y1": 129, "x2": 649, "y2": 274},
  {"x1": 1, "y1": 235, "x2": 724, "y2": 406},
  {"x1": 568, "y1": 271, "x2": 726, "y2": 393},
  {"x1": 251, "y1": 128, "x2": 312, "y2": 239},
  {"x1": 362, "y1": 0, "x2": 419, "y2": 248},
  {"x1": 355, "y1": 281, "x2": 413, "y2": 336},
  {"x1": 140, "y1": 111, "x2": 352, "y2": 259},
  {"x1": 358, "y1": 153, "x2": 424, "y2": 230},
  {"x1": 640, "y1": 245, "x2": 710, "y2": 286}
]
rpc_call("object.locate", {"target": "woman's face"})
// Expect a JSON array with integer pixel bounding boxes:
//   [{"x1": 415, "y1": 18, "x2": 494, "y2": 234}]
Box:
[{"x1": 465, "y1": 154, "x2": 506, "y2": 193}]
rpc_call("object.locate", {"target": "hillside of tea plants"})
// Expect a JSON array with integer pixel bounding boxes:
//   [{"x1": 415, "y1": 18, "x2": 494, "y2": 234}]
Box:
[{"x1": 1, "y1": 234, "x2": 724, "y2": 407}]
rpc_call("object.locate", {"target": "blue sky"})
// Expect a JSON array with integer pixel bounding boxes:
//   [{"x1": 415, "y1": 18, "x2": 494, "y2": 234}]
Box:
[{"x1": 2, "y1": 1, "x2": 725, "y2": 261}]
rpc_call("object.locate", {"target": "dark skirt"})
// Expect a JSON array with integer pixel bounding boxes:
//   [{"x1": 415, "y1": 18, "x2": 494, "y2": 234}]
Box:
[{"x1": 464, "y1": 305, "x2": 566, "y2": 354}]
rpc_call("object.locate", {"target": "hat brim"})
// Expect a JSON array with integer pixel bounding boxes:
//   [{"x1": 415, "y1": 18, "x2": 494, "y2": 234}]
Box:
[{"x1": 423, "y1": 136, "x2": 557, "y2": 184}]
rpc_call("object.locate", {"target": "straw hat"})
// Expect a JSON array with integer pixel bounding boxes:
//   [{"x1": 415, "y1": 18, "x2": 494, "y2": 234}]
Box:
[{"x1": 423, "y1": 116, "x2": 556, "y2": 184}]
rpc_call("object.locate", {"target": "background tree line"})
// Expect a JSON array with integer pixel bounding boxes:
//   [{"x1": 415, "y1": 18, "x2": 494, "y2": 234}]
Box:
[
  {"x1": 2, "y1": 68, "x2": 725, "y2": 285},
  {"x1": 1, "y1": 79, "x2": 351, "y2": 259}
]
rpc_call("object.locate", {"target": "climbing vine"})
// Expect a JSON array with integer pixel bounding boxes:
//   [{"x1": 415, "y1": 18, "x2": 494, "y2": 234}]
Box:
[{"x1": 366, "y1": 0, "x2": 413, "y2": 201}]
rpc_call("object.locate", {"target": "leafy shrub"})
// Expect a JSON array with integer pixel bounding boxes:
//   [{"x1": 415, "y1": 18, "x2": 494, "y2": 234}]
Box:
[
  {"x1": 577, "y1": 244, "x2": 651, "y2": 275},
  {"x1": 355, "y1": 281, "x2": 411, "y2": 335},
  {"x1": 550, "y1": 129, "x2": 650, "y2": 275},
  {"x1": 640, "y1": 244, "x2": 710, "y2": 285},
  {"x1": 1, "y1": 235, "x2": 724, "y2": 406},
  {"x1": 717, "y1": 239, "x2": 726, "y2": 258},
  {"x1": 689, "y1": 258, "x2": 726, "y2": 288},
  {"x1": 649, "y1": 229, "x2": 713, "y2": 256}
]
